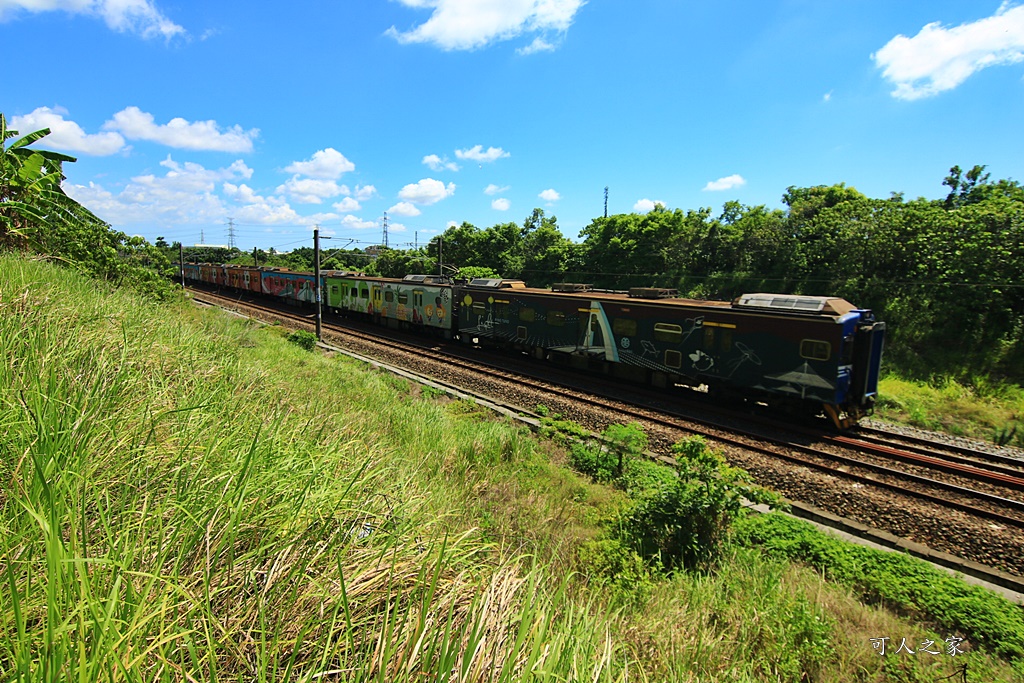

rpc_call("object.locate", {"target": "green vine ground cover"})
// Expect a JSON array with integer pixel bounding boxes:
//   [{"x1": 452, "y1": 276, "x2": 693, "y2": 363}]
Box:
[{"x1": 1, "y1": 254, "x2": 1022, "y2": 682}]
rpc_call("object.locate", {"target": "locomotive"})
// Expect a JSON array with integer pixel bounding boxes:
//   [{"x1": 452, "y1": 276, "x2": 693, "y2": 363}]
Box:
[{"x1": 182, "y1": 263, "x2": 885, "y2": 429}]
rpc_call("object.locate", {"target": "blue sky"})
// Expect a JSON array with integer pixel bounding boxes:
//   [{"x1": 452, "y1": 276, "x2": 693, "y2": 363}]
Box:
[{"x1": 3, "y1": 1, "x2": 1023, "y2": 251}]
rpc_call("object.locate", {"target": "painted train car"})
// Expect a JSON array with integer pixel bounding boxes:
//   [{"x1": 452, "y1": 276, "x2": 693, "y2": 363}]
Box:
[
  {"x1": 182, "y1": 264, "x2": 884, "y2": 428},
  {"x1": 457, "y1": 280, "x2": 884, "y2": 428},
  {"x1": 325, "y1": 273, "x2": 454, "y2": 335}
]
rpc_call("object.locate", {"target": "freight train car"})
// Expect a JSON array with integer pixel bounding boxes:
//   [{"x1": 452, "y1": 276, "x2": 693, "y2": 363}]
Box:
[{"x1": 456, "y1": 280, "x2": 884, "y2": 428}]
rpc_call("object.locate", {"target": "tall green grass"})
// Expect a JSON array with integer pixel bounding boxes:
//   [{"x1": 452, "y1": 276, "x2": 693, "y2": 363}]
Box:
[
  {"x1": 2, "y1": 255, "x2": 1020, "y2": 682},
  {"x1": 877, "y1": 373, "x2": 1024, "y2": 448},
  {"x1": 0, "y1": 257, "x2": 634, "y2": 681}
]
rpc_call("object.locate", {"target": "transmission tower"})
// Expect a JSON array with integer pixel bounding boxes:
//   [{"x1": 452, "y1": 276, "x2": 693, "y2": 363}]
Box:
[
  {"x1": 604, "y1": 186, "x2": 609, "y2": 218},
  {"x1": 226, "y1": 217, "x2": 236, "y2": 249},
  {"x1": 382, "y1": 211, "x2": 389, "y2": 248}
]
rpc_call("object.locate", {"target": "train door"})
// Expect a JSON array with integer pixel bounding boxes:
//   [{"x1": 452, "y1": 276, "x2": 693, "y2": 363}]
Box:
[
  {"x1": 371, "y1": 285, "x2": 382, "y2": 318},
  {"x1": 577, "y1": 304, "x2": 617, "y2": 360}
]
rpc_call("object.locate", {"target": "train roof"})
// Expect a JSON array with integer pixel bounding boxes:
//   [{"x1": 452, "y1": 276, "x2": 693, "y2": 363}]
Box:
[{"x1": 460, "y1": 279, "x2": 858, "y2": 317}]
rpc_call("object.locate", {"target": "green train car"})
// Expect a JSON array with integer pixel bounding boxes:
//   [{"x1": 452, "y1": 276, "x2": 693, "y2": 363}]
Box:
[{"x1": 325, "y1": 273, "x2": 454, "y2": 336}]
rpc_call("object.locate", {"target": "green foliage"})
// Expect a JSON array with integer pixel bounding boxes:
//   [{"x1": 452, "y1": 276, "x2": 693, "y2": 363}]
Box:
[
  {"x1": 576, "y1": 539, "x2": 654, "y2": 607},
  {"x1": 623, "y1": 436, "x2": 776, "y2": 570},
  {"x1": 1, "y1": 113, "x2": 176, "y2": 300},
  {"x1": 286, "y1": 328, "x2": 318, "y2": 351},
  {"x1": 735, "y1": 513, "x2": 1024, "y2": 662},
  {"x1": 567, "y1": 422, "x2": 647, "y2": 482},
  {"x1": 536, "y1": 413, "x2": 591, "y2": 444}
]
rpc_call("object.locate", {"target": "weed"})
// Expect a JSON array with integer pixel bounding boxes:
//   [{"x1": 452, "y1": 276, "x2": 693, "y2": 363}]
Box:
[{"x1": 285, "y1": 328, "x2": 317, "y2": 350}]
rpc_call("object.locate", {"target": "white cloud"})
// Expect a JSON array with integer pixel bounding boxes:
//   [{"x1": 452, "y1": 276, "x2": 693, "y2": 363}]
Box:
[
  {"x1": 222, "y1": 182, "x2": 265, "y2": 204},
  {"x1": 385, "y1": 0, "x2": 585, "y2": 51},
  {"x1": 284, "y1": 148, "x2": 355, "y2": 179},
  {"x1": 539, "y1": 188, "x2": 560, "y2": 202},
  {"x1": 64, "y1": 155, "x2": 253, "y2": 227},
  {"x1": 355, "y1": 184, "x2": 377, "y2": 200},
  {"x1": 388, "y1": 201, "x2": 422, "y2": 217},
  {"x1": 10, "y1": 107, "x2": 126, "y2": 155},
  {"x1": 873, "y1": 3, "x2": 1024, "y2": 100},
  {"x1": 276, "y1": 176, "x2": 349, "y2": 204},
  {"x1": 423, "y1": 153, "x2": 460, "y2": 171},
  {"x1": 456, "y1": 144, "x2": 510, "y2": 163},
  {"x1": 234, "y1": 201, "x2": 301, "y2": 225},
  {"x1": 104, "y1": 106, "x2": 258, "y2": 152},
  {"x1": 158, "y1": 155, "x2": 254, "y2": 185},
  {"x1": 633, "y1": 198, "x2": 665, "y2": 213},
  {"x1": 333, "y1": 197, "x2": 361, "y2": 212},
  {"x1": 0, "y1": 0, "x2": 185, "y2": 40},
  {"x1": 702, "y1": 174, "x2": 746, "y2": 192},
  {"x1": 341, "y1": 214, "x2": 378, "y2": 230},
  {"x1": 517, "y1": 36, "x2": 555, "y2": 55},
  {"x1": 823, "y1": 90, "x2": 833, "y2": 103},
  {"x1": 398, "y1": 178, "x2": 456, "y2": 205},
  {"x1": 484, "y1": 183, "x2": 510, "y2": 195},
  {"x1": 492, "y1": 197, "x2": 511, "y2": 211}
]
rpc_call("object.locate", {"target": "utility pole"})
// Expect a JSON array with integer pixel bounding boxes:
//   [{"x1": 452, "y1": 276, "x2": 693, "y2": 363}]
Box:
[
  {"x1": 415, "y1": 231, "x2": 418, "y2": 251},
  {"x1": 314, "y1": 226, "x2": 322, "y2": 340},
  {"x1": 438, "y1": 236, "x2": 443, "y2": 277},
  {"x1": 226, "y1": 217, "x2": 236, "y2": 249},
  {"x1": 382, "y1": 211, "x2": 389, "y2": 249},
  {"x1": 179, "y1": 242, "x2": 185, "y2": 288},
  {"x1": 253, "y1": 246, "x2": 258, "y2": 267}
]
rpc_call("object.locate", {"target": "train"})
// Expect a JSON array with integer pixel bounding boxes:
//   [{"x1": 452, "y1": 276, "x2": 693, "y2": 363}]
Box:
[{"x1": 182, "y1": 263, "x2": 885, "y2": 429}]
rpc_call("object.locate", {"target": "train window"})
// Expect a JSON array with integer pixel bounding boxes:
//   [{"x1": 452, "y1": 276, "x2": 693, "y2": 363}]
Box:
[
  {"x1": 613, "y1": 318, "x2": 637, "y2": 337},
  {"x1": 472, "y1": 302, "x2": 486, "y2": 315},
  {"x1": 413, "y1": 290, "x2": 423, "y2": 306},
  {"x1": 721, "y1": 328, "x2": 733, "y2": 353},
  {"x1": 330, "y1": 285, "x2": 338, "y2": 295},
  {"x1": 517, "y1": 326, "x2": 528, "y2": 340},
  {"x1": 665, "y1": 350, "x2": 682, "y2": 369},
  {"x1": 801, "y1": 339, "x2": 831, "y2": 361},
  {"x1": 384, "y1": 290, "x2": 394, "y2": 303},
  {"x1": 703, "y1": 327, "x2": 716, "y2": 348},
  {"x1": 548, "y1": 311, "x2": 566, "y2": 327},
  {"x1": 360, "y1": 288, "x2": 369, "y2": 299},
  {"x1": 654, "y1": 323, "x2": 683, "y2": 344},
  {"x1": 519, "y1": 307, "x2": 535, "y2": 322},
  {"x1": 493, "y1": 303, "x2": 508, "y2": 318},
  {"x1": 398, "y1": 292, "x2": 408, "y2": 305}
]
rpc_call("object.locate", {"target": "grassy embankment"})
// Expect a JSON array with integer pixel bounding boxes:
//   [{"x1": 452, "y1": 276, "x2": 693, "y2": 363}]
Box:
[
  {"x1": 876, "y1": 374, "x2": 1024, "y2": 449},
  {"x1": 2, "y1": 254, "x2": 1022, "y2": 682}
]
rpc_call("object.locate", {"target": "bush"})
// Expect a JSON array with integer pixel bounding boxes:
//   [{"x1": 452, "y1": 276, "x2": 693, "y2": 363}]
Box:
[
  {"x1": 577, "y1": 539, "x2": 654, "y2": 607},
  {"x1": 623, "y1": 436, "x2": 775, "y2": 570},
  {"x1": 568, "y1": 422, "x2": 647, "y2": 482},
  {"x1": 286, "y1": 329, "x2": 318, "y2": 351}
]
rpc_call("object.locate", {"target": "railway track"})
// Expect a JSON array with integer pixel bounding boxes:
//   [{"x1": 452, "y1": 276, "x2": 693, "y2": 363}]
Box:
[{"x1": 188, "y1": 286, "x2": 1024, "y2": 577}]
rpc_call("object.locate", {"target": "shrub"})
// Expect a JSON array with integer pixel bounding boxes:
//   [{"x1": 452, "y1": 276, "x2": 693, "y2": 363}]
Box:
[
  {"x1": 623, "y1": 436, "x2": 775, "y2": 570},
  {"x1": 568, "y1": 422, "x2": 648, "y2": 482},
  {"x1": 286, "y1": 329, "x2": 318, "y2": 351}
]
